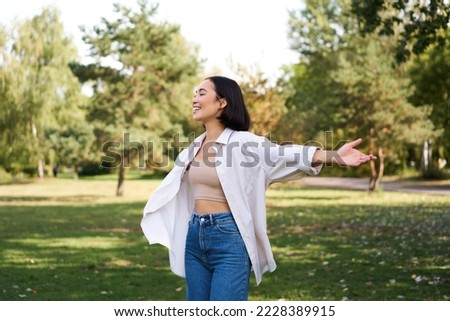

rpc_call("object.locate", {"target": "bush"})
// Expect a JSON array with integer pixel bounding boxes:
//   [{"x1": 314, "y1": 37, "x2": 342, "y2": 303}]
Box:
[
  {"x1": 22, "y1": 165, "x2": 38, "y2": 177},
  {"x1": 77, "y1": 160, "x2": 112, "y2": 176},
  {"x1": 421, "y1": 166, "x2": 449, "y2": 179},
  {"x1": 0, "y1": 167, "x2": 13, "y2": 184}
]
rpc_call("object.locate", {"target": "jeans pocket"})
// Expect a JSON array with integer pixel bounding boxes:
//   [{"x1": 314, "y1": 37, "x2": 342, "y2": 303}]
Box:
[{"x1": 215, "y1": 219, "x2": 240, "y2": 234}]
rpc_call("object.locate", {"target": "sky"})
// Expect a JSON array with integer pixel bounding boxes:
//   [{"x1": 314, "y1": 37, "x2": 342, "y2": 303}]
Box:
[{"x1": 0, "y1": 0, "x2": 304, "y2": 80}]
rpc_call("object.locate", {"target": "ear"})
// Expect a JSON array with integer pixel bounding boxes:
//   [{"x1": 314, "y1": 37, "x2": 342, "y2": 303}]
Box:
[{"x1": 219, "y1": 98, "x2": 227, "y2": 109}]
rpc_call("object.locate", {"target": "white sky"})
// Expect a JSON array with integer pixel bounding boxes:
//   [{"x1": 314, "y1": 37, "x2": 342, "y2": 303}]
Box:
[{"x1": 0, "y1": 0, "x2": 304, "y2": 80}]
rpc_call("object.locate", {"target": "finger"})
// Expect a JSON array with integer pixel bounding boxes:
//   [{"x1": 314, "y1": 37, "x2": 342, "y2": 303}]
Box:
[{"x1": 347, "y1": 138, "x2": 363, "y2": 148}]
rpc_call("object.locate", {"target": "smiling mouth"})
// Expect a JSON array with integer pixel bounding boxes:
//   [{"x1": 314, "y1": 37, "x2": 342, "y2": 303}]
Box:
[{"x1": 193, "y1": 107, "x2": 201, "y2": 112}]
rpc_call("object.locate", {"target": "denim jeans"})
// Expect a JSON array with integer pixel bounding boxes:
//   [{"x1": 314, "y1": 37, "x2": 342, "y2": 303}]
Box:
[{"x1": 185, "y1": 211, "x2": 251, "y2": 301}]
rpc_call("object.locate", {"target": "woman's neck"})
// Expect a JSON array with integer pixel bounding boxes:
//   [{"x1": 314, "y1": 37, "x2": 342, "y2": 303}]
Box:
[{"x1": 203, "y1": 122, "x2": 226, "y2": 142}]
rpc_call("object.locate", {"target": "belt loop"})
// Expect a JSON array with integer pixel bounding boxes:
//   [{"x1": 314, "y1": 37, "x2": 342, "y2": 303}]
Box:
[{"x1": 192, "y1": 211, "x2": 199, "y2": 224}]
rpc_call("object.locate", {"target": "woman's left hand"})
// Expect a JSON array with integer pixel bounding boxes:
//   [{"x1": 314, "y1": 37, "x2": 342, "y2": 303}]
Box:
[{"x1": 336, "y1": 138, "x2": 377, "y2": 167}]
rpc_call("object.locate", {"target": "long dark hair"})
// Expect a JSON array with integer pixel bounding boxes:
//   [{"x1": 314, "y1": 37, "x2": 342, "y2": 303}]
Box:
[{"x1": 206, "y1": 76, "x2": 251, "y2": 131}]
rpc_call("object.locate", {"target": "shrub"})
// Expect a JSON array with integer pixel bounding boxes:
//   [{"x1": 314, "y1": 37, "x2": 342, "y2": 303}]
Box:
[
  {"x1": 77, "y1": 160, "x2": 112, "y2": 176},
  {"x1": 0, "y1": 167, "x2": 13, "y2": 184}
]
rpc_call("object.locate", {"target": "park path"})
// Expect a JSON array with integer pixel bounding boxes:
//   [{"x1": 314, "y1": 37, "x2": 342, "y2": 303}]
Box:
[{"x1": 301, "y1": 176, "x2": 450, "y2": 196}]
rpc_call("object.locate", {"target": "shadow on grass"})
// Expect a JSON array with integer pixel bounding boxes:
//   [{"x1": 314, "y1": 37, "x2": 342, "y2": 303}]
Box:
[
  {"x1": 249, "y1": 203, "x2": 449, "y2": 301},
  {"x1": 1, "y1": 196, "x2": 448, "y2": 301},
  {"x1": 0, "y1": 203, "x2": 185, "y2": 301},
  {"x1": 0, "y1": 195, "x2": 105, "y2": 203},
  {"x1": 267, "y1": 195, "x2": 347, "y2": 201}
]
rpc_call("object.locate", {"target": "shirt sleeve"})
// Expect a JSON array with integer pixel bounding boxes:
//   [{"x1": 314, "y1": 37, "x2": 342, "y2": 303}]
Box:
[{"x1": 257, "y1": 137, "x2": 323, "y2": 184}]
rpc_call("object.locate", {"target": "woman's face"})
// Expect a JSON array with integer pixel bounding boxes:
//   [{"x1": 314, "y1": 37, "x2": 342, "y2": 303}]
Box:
[{"x1": 192, "y1": 79, "x2": 226, "y2": 124}]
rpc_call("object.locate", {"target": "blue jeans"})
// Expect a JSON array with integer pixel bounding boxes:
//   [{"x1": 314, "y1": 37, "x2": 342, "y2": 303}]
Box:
[{"x1": 185, "y1": 211, "x2": 251, "y2": 301}]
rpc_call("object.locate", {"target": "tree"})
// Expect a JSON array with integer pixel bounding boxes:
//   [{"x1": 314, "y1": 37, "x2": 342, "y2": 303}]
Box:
[
  {"x1": 46, "y1": 123, "x2": 95, "y2": 174},
  {"x1": 351, "y1": 0, "x2": 450, "y2": 63},
  {"x1": 0, "y1": 7, "x2": 87, "y2": 177},
  {"x1": 284, "y1": 0, "x2": 440, "y2": 190},
  {"x1": 73, "y1": 0, "x2": 201, "y2": 196},
  {"x1": 284, "y1": 0, "x2": 364, "y2": 139},
  {"x1": 408, "y1": 33, "x2": 450, "y2": 175},
  {"x1": 282, "y1": 0, "x2": 355, "y2": 144},
  {"x1": 288, "y1": 0, "x2": 361, "y2": 57},
  {"x1": 230, "y1": 64, "x2": 287, "y2": 137},
  {"x1": 331, "y1": 37, "x2": 439, "y2": 190}
]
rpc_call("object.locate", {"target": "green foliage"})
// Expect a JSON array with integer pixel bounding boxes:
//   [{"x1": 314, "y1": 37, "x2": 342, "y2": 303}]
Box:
[
  {"x1": 0, "y1": 7, "x2": 90, "y2": 175},
  {"x1": 288, "y1": 0, "x2": 358, "y2": 58},
  {"x1": 76, "y1": 160, "x2": 113, "y2": 176},
  {"x1": 77, "y1": 0, "x2": 200, "y2": 140},
  {"x1": 0, "y1": 168, "x2": 13, "y2": 184},
  {"x1": 72, "y1": 0, "x2": 202, "y2": 194},
  {"x1": 351, "y1": 0, "x2": 450, "y2": 63},
  {"x1": 284, "y1": 0, "x2": 442, "y2": 186},
  {"x1": 283, "y1": 0, "x2": 358, "y2": 143},
  {"x1": 408, "y1": 34, "x2": 450, "y2": 168},
  {"x1": 230, "y1": 64, "x2": 288, "y2": 137},
  {"x1": 46, "y1": 123, "x2": 96, "y2": 167},
  {"x1": 281, "y1": 55, "x2": 346, "y2": 143},
  {"x1": 331, "y1": 37, "x2": 438, "y2": 146}
]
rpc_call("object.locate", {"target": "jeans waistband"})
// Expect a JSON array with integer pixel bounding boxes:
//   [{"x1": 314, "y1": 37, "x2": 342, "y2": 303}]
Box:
[{"x1": 191, "y1": 210, "x2": 233, "y2": 225}]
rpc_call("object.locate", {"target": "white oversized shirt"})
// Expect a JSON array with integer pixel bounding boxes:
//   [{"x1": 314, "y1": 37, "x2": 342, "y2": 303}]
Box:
[{"x1": 141, "y1": 128, "x2": 322, "y2": 285}]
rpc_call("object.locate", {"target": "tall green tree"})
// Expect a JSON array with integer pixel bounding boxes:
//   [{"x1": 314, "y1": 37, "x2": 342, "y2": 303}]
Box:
[
  {"x1": 281, "y1": 0, "x2": 354, "y2": 144},
  {"x1": 0, "y1": 7, "x2": 87, "y2": 176},
  {"x1": 331, "y1": 37, "x2": 439, "y2": 190},
  {"x1": 408, "y1": 34, "x2": 450, "y2": 174},
  {"x1": 284, "y1": 0, "x2": 440, "y2": 190},
  {"x1": 73, "y1": 0, "x2": 201, "y2": 196},
  {"x1": 284, "y1": 0, "x2": 362, "y2": 142}
]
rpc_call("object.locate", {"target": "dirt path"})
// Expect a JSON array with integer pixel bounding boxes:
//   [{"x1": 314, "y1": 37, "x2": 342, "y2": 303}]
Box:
[{"x1": 301, "y1": 176, "x2": 450, "y2": 196}]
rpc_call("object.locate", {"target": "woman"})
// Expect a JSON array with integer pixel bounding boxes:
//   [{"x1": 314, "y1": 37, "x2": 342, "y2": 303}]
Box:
[{"x1": 141, "y1": 76, "x2": 376, "y2": 301}]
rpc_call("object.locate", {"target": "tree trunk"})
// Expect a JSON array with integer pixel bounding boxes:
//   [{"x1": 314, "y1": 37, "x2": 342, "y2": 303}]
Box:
[
  {"x1": 116, "y1": 164, "x2": 126, "y2": 196},
  {"x1": 32, "y1": 122, "x2": 45, "y2": 179},
  {"x1": 368, "y1": 127, "x2": 385, "y2": 192},
  {"x1": 420, "y1": 138, "x2": 432, "y2": 174},
  {"x1": 368, "y1": 159, "x2": 378, "y2": 191},
  {"x1": 38, "y1": 159, "x2": 45, "y2": 178},
  {"x1": 369, "y1": 147, "x2": 384, "y2": 192},
  {"x1": 368, "y1": 128, "x2": 377, "y2": 191},
  {"x1": 116, "y1": 151, "x2": 128, "y2": 196}
]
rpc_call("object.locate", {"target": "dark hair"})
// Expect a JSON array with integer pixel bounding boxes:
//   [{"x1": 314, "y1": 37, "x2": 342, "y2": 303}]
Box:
[{"x1": 205, "y1": 76, "x2": 251, "y2": 131}]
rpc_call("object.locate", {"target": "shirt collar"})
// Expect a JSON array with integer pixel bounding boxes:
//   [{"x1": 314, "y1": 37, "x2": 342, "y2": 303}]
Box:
[
  {"x1": 193, "y1": 127, "x2": 234, "y2": 146},
  {"x1": 215, "y1": 127, "x2": 234, "y2": 145}
]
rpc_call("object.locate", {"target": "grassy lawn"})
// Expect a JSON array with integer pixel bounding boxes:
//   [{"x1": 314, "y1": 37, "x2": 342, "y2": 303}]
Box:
[{"x1": 0, "y1": 177, "x2": 448, "y2": 301}]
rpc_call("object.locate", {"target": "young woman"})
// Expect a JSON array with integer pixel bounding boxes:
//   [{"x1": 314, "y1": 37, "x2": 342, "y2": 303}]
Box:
[{"x1": 141, "y1": 76, "x2": 376, "y2": 301}]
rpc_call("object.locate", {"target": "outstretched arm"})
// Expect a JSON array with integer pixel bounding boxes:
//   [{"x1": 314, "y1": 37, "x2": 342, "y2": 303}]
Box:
[{"x1": 312, "y1": 138, "x2": 376, "y2": 167}]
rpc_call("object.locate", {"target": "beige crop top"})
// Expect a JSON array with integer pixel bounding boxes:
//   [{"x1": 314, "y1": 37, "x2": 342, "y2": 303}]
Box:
[{"x1": 187, "y1": 160, "x2": 227, "y2": 203}]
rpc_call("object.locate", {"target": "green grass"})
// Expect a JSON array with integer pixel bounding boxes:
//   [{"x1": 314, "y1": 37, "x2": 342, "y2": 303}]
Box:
[{"x1": 0, "y1": 178, "x2": 448, "y2": 301}]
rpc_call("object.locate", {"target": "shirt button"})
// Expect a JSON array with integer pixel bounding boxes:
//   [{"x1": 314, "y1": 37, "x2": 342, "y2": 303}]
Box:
[{"x1": 200, "y1": 218, "x2": 205, "y2": 222}]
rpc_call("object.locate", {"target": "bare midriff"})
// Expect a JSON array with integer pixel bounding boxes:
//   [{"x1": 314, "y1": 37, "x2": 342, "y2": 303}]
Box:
[{"x1": 194, "y1": 199, "x2": 231, "y2": 215}]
